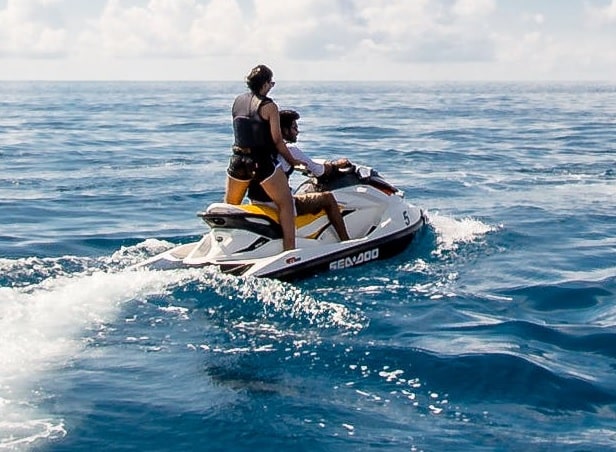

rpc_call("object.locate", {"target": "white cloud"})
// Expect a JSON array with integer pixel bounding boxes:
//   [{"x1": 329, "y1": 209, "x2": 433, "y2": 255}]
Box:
[
  {"x1": 249, "y1": 0, "x2": 363, "y2": 60},
  {"x1": 0, "y1": 0, "x2": 614, "y2": 81},
  {"x1": 0, "y1": 0, "x2": 67, "y2": 57},
  {"x1": 352, "y1": 0, "x2": 497, "y2": 63},
  {"x1": 80, "y1": 0, "x2": 245, "y2": 58},
  {"x1": 101, "y1": 0, "x2": 187, "y2": 57},
  {"x1": 586, "y1": 0, "x2": 616, "y2": 24},
  {"x1": 190, "y1": 0, "x2": 246, "y2": 55},
  {"x1": 452, "y1": 0, "x2": 496, "y2": 18},
  {"x1": 74, "y1": 0, "x2": 501, "y2": 63}
]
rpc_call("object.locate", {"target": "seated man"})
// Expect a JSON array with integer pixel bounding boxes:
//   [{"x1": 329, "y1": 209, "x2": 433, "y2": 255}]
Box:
[{"x1": 247, "y1": 109, "x2": 350, "y2": 241}]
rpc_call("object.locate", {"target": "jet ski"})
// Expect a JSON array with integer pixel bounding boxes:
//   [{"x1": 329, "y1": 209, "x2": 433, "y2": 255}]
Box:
[{"x1": 137, "y1": 163, "x2": 426, "y2": 280}]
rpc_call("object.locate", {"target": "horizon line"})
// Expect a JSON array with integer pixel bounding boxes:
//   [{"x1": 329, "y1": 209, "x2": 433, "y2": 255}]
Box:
[{"x1": 0, "y1": 79, "x2": 612, "y2": 83}]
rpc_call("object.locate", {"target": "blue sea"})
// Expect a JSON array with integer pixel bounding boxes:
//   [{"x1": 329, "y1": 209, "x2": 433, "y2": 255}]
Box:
[{"x1": 1, "y1": 80, "x2": 615, "y2": 451}]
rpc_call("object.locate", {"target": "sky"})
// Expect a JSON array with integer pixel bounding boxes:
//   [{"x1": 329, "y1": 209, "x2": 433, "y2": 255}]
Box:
[{"x1": 1, "y1": 0, "x2": 615, "y2": 81}]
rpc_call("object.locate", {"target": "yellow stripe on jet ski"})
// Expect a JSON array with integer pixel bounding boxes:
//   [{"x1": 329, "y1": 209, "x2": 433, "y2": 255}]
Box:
[{"x1": 236, "y1": 204, "x2": 327, "y2": 229}]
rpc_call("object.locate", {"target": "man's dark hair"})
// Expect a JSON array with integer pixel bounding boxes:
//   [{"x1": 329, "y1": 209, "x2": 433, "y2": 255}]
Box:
[{"x1": 279, "y1": 109, "x2": 300, "y2": 130}]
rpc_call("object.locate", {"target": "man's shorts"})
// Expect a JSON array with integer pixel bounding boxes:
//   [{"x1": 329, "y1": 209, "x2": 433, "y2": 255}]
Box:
[{"x1": 294, "y1": 192, "x2": 328, "y2": 215}]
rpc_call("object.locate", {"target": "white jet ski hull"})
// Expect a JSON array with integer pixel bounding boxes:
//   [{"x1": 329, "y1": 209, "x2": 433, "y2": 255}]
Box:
[{"x1": 137, "y1": 164, "x2": 426, "y2": 280}]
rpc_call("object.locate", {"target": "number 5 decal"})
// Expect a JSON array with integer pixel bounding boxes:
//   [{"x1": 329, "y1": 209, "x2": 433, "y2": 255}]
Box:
[{"x1": 403, "y1": 211, "x2": 410, "y2": 225}]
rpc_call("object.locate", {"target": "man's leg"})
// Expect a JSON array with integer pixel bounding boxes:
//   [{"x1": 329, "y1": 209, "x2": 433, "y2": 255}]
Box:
[{"x1": 296, "y1": 192, "x2": 350, "y2": 241}]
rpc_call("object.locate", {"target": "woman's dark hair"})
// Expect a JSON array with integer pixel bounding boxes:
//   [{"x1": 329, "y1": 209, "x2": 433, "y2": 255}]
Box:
[
  {"x1": 279, "y1": 110, "x2": 300, "y2": 130},
  {"x1": 246, "y1": 64, "x2": 273, "y2": 93}
]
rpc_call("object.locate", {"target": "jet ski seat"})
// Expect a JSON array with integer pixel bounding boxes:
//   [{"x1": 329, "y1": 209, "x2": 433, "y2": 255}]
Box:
[{"x1": 202, "y1": 203, "x2": 328, "y2": 229}]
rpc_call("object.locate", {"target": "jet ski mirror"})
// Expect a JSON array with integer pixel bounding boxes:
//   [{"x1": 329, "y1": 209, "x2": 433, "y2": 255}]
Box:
[
  {"x1": 338, "y1": 163, "x2": 355, "y2": 174},
  {"x1": 358, "y1": 166, "x2": 373, "y2": 179},
  {"x1": 296, "y1": 164, "x2": 310, "y2": 176}
]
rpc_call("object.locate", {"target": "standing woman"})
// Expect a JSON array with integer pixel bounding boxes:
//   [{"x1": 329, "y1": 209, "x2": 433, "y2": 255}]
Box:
[{"x1": 225, "y1": 64, "x2": 301, "y2": 251}]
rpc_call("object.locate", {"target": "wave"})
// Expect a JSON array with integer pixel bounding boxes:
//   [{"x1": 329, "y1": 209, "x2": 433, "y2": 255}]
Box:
[
  {"x1": 424, "y1": 211, "x2": 500, "y2": 257},
  {"x1": 0, "y1": 261, "x2": 198, "y2": 447},
  {"x1": 329, "y1": 125, "x2": 400, "y2": 137},
  {"x1": 0, "y1": 241, "x2": 365, "y2": 447},
  {"x1": 506, "y1": 281, "x2": 614, "y2": 313}
]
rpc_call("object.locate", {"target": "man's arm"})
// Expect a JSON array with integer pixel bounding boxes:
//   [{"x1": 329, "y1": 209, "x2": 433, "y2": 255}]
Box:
[{"x1": 287, "y1": 145, "x2": 326, "y2": 177}]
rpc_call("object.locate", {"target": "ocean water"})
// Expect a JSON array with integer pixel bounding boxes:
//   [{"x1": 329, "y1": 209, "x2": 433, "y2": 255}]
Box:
[{"x1": 1, "y1": 80, "x2": 615, "y2": 451}]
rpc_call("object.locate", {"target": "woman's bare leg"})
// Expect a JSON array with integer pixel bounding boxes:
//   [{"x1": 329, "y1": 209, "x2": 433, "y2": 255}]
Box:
[
  {"x1": 224, "y1": 175, "x2": 249, "y2": 205},
  {"x1": 261, "y1": 168, "x2": 296, "y2": 250}
]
